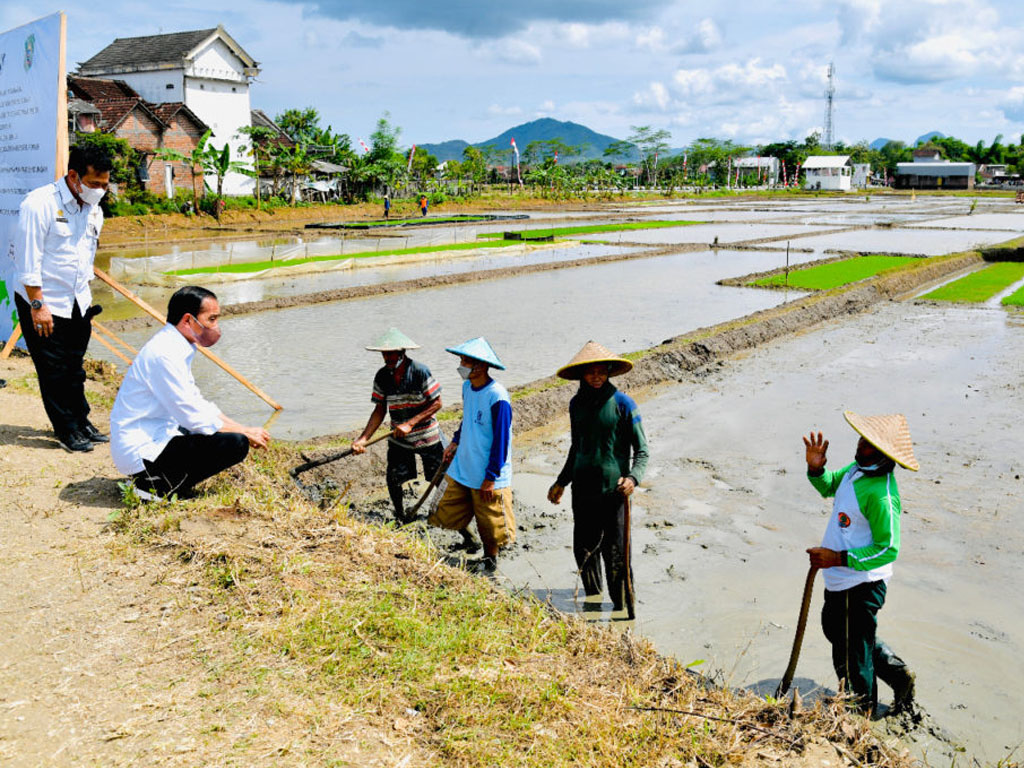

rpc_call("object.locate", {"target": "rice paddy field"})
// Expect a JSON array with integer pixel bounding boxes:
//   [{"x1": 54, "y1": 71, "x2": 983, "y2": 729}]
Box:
[
  {"x1": 749, "y1": 254, "x2": 917, "y2": 290},
  {"x1": 921, "y1": 261, "x2": 1024, "y2": 302},
  {"x1": 477, "y1": 220, "x2": 701, "y2": 239}
]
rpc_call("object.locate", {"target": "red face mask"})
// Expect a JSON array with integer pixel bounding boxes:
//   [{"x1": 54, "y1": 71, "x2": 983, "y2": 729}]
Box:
[{"x1": 189, "y1": 314, "x2": 222, "y2": 347}]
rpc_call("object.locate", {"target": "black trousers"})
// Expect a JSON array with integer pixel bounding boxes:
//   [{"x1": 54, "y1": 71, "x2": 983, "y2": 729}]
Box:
[
  {"x1": 131, "y1": 431, "x2": 249, "y2": 498},
  {"x1": 572, "y1": 488, "x2": 632, "y2": 609},
  {"x1": 15, "y1": 293, "x2": 93, "y2": 438},
  {"x1": 821, "y1": 580, "x2": 910, "y2": 713},
  {"x1": 386, "y1": 440, "x2": 444, "y2": 519}
]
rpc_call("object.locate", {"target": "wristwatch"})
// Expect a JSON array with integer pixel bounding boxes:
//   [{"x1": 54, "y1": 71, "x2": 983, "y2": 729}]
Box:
[{"x1": 29, "y1": 299, "x2": 43, "y2": 310}]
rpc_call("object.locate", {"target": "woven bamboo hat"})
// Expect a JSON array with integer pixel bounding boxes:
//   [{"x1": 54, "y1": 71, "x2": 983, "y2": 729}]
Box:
[
  {"x1": 365, "y1": 327, "x2": 420, "y2": 352},
  {"x1": 844, "y1": 410, "x2": 919, "y2": 471},
  {"x1": 445, "y1": 337, "x2": 505, "y2": 370},
  {"x1": 556, "y1": 341, "x2": 633, "y2": 380}
]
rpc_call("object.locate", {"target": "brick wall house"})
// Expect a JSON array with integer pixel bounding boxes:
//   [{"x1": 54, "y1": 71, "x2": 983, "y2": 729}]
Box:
[{"x1": 68, "y1": 75, "x2": 210, "y2": 197}]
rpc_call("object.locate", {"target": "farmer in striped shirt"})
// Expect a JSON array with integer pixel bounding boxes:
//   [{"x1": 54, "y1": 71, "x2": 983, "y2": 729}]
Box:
[
  {"x1": 352, "y1": 328, "x2": 443, "y2": 522},
  {"x1": 804, "y1": 412, "x2": 918, "y2": 717}
]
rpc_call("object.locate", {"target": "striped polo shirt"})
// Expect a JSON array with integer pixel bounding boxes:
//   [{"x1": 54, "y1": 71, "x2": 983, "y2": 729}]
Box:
[{"x1": 371, "y1": 358, "x2": 442, "y2": 449}]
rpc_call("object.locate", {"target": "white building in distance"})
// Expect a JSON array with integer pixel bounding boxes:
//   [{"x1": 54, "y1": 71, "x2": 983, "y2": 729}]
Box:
[
  {"x1": 78, "y1": 26, "x2": 260, "y2": 195},
  {"x1": 803, "y1": 155, "x2": 852, "y2": 191}
]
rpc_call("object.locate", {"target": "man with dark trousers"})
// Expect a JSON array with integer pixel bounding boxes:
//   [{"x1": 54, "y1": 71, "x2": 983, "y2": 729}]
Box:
[
  {"x1": 548, "y1": 341, "x2": 649, "y2": 614},
  {"x1": 110, "y1": 286, "x2": 270, "y2": 500},
  {"x1": 352, "y1": 327, "x2": 443, "y2": 523},
  {"x1": 11, "y1": 144, "x2": 112, "y2": 452},
  {"x1": 804, "y1": 411, "x2": 917, "y2": 716}
]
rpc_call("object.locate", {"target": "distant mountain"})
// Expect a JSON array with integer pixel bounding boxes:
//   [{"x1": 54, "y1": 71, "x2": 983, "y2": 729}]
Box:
[
  {"x1": 420, "y1": 118, "x2": 634, "y2": 163},
  {"x1": 870, "y1": 137, "x2": 898, "y2": 151},
  {"x1": 914, "y1": 131, "x2": 945, "y2": 146}
]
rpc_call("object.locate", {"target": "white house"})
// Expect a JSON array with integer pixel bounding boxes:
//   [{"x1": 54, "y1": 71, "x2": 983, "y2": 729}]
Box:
[
  {"x1": 734, "y1": 156, "x2": 780, "y2": 185},
  {"x1": 803, "y1": 155, "x2": 852, "y2": 191},
  {"x1": 77, "y1": 26, "x2": 260, "y2": 195}
]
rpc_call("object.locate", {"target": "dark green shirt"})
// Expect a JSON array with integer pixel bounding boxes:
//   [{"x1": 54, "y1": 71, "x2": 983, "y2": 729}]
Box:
[{"x1": 555, "y1": 381, "x2": 649, "y2": 495}]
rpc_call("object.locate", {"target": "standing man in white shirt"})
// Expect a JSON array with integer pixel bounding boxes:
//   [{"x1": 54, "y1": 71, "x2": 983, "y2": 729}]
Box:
[
  {"x1": 110, "y1": 286, "x2": 270, "y2": 500},
  {"x1": 12, "y1": 144, "x2": 112, "y2": 452}
]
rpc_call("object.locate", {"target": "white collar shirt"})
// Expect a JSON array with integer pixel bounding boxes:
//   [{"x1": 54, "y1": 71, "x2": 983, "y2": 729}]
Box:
[
  {"x1": 110, "y1": 324, "x2": 224, "y2": 476},
  {"x1": 12, "y1": 178, "x2": 104, "y2": 318}
]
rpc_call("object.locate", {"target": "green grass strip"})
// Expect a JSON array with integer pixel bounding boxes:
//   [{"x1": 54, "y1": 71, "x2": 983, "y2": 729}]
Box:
[
  {"x1": 477, "y1": 220, "x2": 700, "y2": 239},
  {"x1": 167, "y1": 240, "x2": 521, "y2": 276},
  {"x1": 354, "y1": 215, "x2": 496, "y2": 228},
  {"x1": 750, "y1": 255, "x2": 916, "y2": 290},
  {"x1": 923, "y1": 262, "x2": 1024, "y2": 303},
  {"x1": 1000, "y1": 279, "x2": 1024, "y2": 306}
]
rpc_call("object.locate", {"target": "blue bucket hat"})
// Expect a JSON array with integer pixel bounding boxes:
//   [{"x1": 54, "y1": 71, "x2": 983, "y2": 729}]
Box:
[{"x1": 445, "y1": 337, "x2": 506, "y2": 370}]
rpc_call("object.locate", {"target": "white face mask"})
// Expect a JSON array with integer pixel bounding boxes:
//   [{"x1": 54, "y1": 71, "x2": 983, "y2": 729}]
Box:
[
  {"x1": 77, "y1": 181, "x2": 106, "y2": 206},
  {"x1": 457, "y1": 365, "x2": 472, "y2": 380}
]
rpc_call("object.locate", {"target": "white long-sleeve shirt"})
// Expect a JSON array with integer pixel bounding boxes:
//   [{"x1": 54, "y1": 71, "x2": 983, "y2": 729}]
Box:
[
  {"x1": 12, "y1": 178, "x2": 104, "y2": 318},
  {"x1": 110, "y1": 324, "x2": 223, "y2": 475}
]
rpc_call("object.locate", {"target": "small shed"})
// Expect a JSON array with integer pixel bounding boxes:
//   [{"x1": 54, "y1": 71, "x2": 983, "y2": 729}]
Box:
[
  {"x1": 734, "y1": 156, "x2": 780, "y2": 185},
  {"x1": 895, "y1": 161, "x2": 976, "y2": 190},
  {"x1": 803, "y1": 155, "x2": 852, "y2": 191}
]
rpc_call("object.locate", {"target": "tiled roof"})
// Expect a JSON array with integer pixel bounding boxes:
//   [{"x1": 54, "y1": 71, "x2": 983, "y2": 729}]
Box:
[
  {"x1": 68, "y1": 74, "x2": 138, "y2": 101},
  {"x1": 79, "y1": 29, "x2": 216, "y2": 72},
  {"x1": 151, "y1": 102, "x2": 210, "y2": 134},
  {"x1": 92, "y1": 97, "x2": 166, "y2": 131}
]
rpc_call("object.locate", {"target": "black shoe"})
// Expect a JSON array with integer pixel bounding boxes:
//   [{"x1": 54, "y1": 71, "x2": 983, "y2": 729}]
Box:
[
  {"x1": 80, "y1": 422, "x2": 109, "y2": 443},
  {"x1": 58, "y1": 431, "x2": 94, "y2": 453},
  {"x1": 468, "y1": 556, "x2": 497, "y2": 574}
]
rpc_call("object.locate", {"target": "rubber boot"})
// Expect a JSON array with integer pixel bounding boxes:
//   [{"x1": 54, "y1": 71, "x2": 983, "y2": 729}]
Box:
[{"x1": 874, "y1": 641, "x2": 916, "y2": 715}]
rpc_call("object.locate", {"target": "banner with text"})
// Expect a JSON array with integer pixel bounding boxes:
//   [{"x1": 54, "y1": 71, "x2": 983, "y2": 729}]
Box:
[{"x1": 0, "y1": 13, "x2": 64, "y2": 345}]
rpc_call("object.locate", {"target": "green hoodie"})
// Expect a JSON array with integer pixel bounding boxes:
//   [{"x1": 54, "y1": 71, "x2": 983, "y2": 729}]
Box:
[{"x1": 556, "y1": 381, "x2": 649, "y2": 495}]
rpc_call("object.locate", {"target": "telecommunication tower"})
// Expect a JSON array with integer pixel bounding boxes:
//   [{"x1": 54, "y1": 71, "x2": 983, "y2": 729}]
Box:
[{"x1": 823, "y1": 62, "x2": 836, "y2": 150}]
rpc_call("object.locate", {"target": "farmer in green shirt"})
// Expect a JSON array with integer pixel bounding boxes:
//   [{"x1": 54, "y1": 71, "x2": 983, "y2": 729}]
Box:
[
  {"x1": 548, "y1": 341, "x2": 649, "y2": 612},
  {"x1": 804, "y1": 411, "x2": 917, "y2": 716}
]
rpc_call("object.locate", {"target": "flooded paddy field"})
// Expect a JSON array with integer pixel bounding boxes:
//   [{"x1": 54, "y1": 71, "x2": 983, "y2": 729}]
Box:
[
  {"x1": 98, "y1": 247, "x2": 817, "y2": 435},
  {"x1": 501, "y1": 300, "x2": 1024, "y2": 762},
  {"x1": 792, "y1": 226, "x2": 1017, "y2": 255}
]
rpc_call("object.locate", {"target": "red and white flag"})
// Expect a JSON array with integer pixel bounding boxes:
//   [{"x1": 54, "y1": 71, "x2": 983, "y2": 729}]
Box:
[
  {"x1": 407, "y1": 144, "x2": 416, "y2": 172},
  {"x1": 358, "y1": 137, "x2": 370, "y2": 154},
  {"x1": 510, "y1": 137, "x2": 520, "y2": 165},
  {"x1": 554, "y1": 150, "x2": 559, "y2": 164}
]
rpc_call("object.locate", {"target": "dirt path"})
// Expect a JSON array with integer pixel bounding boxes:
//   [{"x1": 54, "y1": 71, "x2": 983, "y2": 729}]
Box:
[{"x1": 0, "y1": 360, "x2": 267, "y2": 766}]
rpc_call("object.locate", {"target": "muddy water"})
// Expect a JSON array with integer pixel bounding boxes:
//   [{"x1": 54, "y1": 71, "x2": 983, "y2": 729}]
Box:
[
  {"x1": 501, "y1": 301, "x2": 1024, "y2": 761},
  {"x1": 97, "y1": 248, "x2": 813, "y2": 435},
  {"x1": 908, "y1": 212, "x2": 1024, "y2": 231},
  {"x1": 797, "y1": 227, "x2": 1020, "y2": 255}
]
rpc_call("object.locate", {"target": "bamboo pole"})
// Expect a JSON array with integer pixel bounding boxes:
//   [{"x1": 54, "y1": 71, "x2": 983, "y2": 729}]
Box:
[
  {"x1": 92, "y1": 319, "x2": 137, "y2": 355},
  {"x1": 90, "y1": 329, "x2": 132, "y2": 365},
  {"x1": 0, "y1": 325, "x2": 22, "y2": 360},
  {"x1": 92, "y1": 267, "x2": 283, "y2": 411}
]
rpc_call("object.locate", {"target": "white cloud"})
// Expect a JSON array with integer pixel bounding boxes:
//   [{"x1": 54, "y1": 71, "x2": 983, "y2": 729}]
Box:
[
  {"x1": 673, "y1": 18, "x2": 723, "y2": 54},
  {"x1": 1002, "y1": 87, "x2": 1024, "y2": 122},
  {"x1": 488, "y1": 104, "x2": 523, "y2": 117},
  {"x1": 489, "y1": 39, "x2": 543, "y2": 65},
  {"x1": 633, "y1": 81, "x2": 671, "y2": 110},
  {"x1": 634, "y1": 25, "x2": 665, "y2": 51},
  {"x1": 669, "y1": 59, "x2": 786, "y2": 102}
]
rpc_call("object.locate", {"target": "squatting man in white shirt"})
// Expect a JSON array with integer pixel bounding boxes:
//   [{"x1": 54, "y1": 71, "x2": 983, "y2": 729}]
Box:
[{"x1": 110, "y1": 286, "x2": 270, "y2": 500}]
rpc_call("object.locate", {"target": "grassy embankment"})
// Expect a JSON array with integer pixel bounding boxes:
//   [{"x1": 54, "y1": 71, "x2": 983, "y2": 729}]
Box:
[
  {"x1": 921, "y1": 262, "x2": 1024, "y2": 303},
  {"x1": 167, "y1": 240, "x2": 523, "y2": 276},
  {"x1": 100, "y1": 440, "x2": 913, "y2": 767},
  {"x1": 750, "y1": 256, "x2": 917, "y2": 290},
  {"x1": 478, "y1": 220, "x2": 701, "y2": 240}
]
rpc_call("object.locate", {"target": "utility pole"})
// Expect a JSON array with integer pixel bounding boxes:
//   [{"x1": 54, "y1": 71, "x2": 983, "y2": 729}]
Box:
[{"x1": 823, "y1": 62, "x2": 836, "y2": 151}]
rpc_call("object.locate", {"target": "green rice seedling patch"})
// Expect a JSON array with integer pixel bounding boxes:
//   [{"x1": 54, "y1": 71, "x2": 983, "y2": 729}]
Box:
[
  {"x1": 1000, "y1": 282, "x2": 1024, "y2": 306},
  {"x1": 923, "y1": 262, "x2": 1024, "y2": 303},
  {"x1": 167, "y1": 240, "x2": 521, "y2": 276},
  {"x1": 477, "y1": 220, "x2": 701, "y2": 240},
  {"x1": 750, "y1": 255, "x2": 916, "y2": 290}
]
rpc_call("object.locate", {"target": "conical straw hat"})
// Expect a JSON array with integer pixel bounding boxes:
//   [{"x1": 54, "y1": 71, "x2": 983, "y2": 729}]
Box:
[
  {"x1": 844, "y1": 411, "x2": 918, "y2": 471},
  {"x1": 556, "y1": 341, "x2": 633, "y2": 380},
  {"x1": 365, "y1": 327, "x2": 420, "y2": 351},
  {"x1": 445, "y1": 337, "x2": 505, "y2": 370}
]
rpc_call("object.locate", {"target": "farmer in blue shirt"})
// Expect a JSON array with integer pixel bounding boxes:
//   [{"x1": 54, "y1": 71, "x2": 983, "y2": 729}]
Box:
[{"x1": 428, "y1": 337, "x2": 514, "y2": 572}]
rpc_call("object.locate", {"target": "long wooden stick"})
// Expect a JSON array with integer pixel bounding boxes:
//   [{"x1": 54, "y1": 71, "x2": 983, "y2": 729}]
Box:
[
  {"x1": 0, "y1": 325, "x2": 22, "y2": 360},
  {"x1": 775, "y1": 565, "x2": 819, "y2": 698},
  {"x1": 90, "y1": 329, "x2": 132, "y2": 365},
  {"x1": 92, "y1": 267, "x2": 282, "y2": 411},
  {"x1": 289, "y1": 431, "x2": 390, "y2": 478},
  {"x1": 405, "y1": 456, "x2": 452, "y2": 518},
  {"x1": 623, "y1": 495, "x2": 636, "y2": 619},
  {"x1": 92, "y1": 319, "x2": 137, "y2": 354}
]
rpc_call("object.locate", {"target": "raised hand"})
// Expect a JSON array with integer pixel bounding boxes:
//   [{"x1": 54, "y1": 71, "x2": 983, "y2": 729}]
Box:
[{"x1": 803, "y1": 431, "x2": 828, "y2": 472}]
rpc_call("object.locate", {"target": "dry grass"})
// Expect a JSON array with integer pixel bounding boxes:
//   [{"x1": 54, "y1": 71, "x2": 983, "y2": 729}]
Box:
[{"x1": 104, "y1": 443, "x2": 917, "y2": 767}]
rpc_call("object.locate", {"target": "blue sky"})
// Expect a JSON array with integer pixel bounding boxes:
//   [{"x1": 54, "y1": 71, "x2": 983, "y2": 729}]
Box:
[{"x1": 5, "y1": 0, "x2": 1024, "y2": 148}]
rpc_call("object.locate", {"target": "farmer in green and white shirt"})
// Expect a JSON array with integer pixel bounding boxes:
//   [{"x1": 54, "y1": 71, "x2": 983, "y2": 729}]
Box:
[{"x1": 803, "y1": 411, "x2": 917, "y2": 716}]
